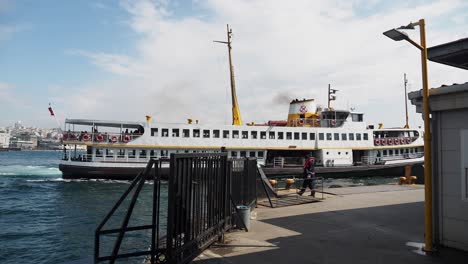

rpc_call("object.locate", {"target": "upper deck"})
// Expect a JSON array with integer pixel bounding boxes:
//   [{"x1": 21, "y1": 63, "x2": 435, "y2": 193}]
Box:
[{"x1": 62, "y1": 118, "x2": 423, "y2": 151}]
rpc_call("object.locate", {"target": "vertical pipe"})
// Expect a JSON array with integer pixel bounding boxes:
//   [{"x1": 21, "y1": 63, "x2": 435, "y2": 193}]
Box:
[
  {"x1": 404, "y1": 73, "x2": 409, "y2": 128},
  {"x1": 94, "y1": 232, "x2": 99, "y2": 263},
  {"x1": 151, "y1": 160, "x2": 157, "y2": 264},
  {"x1": 419, "y1": 18, "x2": 433, "y2": 252},
  {"x1": 167, "y1": 154, "x2": 175, "y2": 259}
]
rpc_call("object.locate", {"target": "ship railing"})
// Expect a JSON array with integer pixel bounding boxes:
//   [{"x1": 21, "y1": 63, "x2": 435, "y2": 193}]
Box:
[
  {"x1": 289, "y1": 118, "x2": 319, "y2": 127},
  {"x1": 361, "y1": 152, "x2": 424, "y2": 165},
  {"x1": 321, "y1": 119, "x2": 344, "y2": 128},
  {"x1": 62, "y1": 131, "x2": 143, "y2": 143},
  {"x1": 68, "y1": 154, "x2": 92, "y2": 162},
  {"x1": 273, "y1": 157, "x2": 284, "y2": 168},
  {"x1": 289, "y1": 118, "x2": 344, "y2": 128}
]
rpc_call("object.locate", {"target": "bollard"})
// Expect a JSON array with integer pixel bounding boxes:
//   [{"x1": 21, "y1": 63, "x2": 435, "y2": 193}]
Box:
[
  {"x1": 285, "y1": 178, "x2": 295, "y2": 190},
  {"x1": 399, "y1": 177, "x2": 406, "y2": 185},
  {"x1": 408, "y1": 176, "x2": 417, "y2": 185}
]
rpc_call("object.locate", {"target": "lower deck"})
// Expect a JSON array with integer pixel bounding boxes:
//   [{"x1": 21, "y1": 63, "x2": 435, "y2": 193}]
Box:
[{"x1": 62, "y1": 145, "x2": 423, "y2": 167}]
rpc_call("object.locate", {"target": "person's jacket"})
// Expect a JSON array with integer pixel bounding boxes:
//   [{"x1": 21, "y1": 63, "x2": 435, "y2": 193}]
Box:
[{"x1": 303, "y1": 158, "x2": 315, "y2": 178}]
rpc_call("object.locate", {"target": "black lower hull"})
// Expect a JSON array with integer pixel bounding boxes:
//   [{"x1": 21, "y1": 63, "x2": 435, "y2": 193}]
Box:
[
  {"x1": 263, "y1": 161, "x2": 424, "y2": 179},
  {"x1": 59, "y1": 164, "x2": 169, "y2": 181},
  {"x1": 60, "y1": 161, "x2": 424, "y2": 181}
]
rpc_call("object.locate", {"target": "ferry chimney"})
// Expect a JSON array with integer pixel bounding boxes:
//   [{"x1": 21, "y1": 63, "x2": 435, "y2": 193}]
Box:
[{"x1": 287, "y1": 98, "x2": 319, "y2": 127}]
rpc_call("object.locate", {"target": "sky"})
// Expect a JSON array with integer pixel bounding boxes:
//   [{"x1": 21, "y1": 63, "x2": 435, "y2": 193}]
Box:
[{"x1": 1, "y1": 0, "x2": 467, "y2": 129}]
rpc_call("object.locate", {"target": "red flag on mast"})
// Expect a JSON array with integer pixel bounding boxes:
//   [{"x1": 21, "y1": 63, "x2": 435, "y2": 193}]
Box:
[{"x1": 48, "y1": 104, "x2": 55, "y2": 116}]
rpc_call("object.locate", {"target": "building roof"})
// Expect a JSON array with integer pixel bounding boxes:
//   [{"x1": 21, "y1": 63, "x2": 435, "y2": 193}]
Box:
[
  {"x1": 408, "y1": 82, "x2": 468, "y2": 113},
  {"x1": 428, "y1": 37, "x2": 468, "y2": 70}
]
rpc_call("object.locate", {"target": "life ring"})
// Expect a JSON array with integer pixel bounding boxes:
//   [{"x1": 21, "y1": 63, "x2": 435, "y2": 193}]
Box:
[
  {"x1": 62, "y1": 134, "x2": 69, "y2": 140},
  {"x1": 82, "y1": 133, "x2": 91, "y2": 141},
  {"x1": 387, "y1": 138, "x2": 393, "y2": 145},
  {"x1": 381, "y1": 138, "x2": 387, "y2": 146},
  {"x1": 400, "y1": 138, "x2": 405, "y2": 144},
  {"x1": 70, "y1": 134, "x2": 77, "y2": 140},
  {"x1": 406, "y1": 137, "x2": 411, "y2": 144},
  {"x1": 314, "y1": 119, "x2": 320, "y2": 127},
  {"x1": 96, "y1": 133, "x2": 104, "y2": 142},
  {"x1": 111, "y1": 136, "x2": 118, "y2": 143},
  {"x1": 331, "y1": 120, "x2": 336, "y2": 126},
  {"x1": 122, "y1": 135, "x2": 131, "y2": 143},
  {"x1": 374, "y1": 138, "x2": 380, "y2": 146},
  {"x1": 394, "y1": 137, "x2": 399, "y2": 145},
  {"x1": 298, "y1": 119, "x2": 304, "y2": 126}
]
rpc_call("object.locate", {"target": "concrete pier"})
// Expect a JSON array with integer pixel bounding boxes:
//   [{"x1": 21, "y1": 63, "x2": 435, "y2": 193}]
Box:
[{"x1": 195, "y1": 185, "x2": 468, "y2": 263}]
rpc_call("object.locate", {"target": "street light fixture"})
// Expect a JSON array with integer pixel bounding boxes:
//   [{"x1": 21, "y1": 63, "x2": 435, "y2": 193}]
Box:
[
  {"x1": 383, "y1": 19, "x2": 433, "y2": 252},
  {"x1": 383, "y1": 29, "x2": 408, "y2": 41}
]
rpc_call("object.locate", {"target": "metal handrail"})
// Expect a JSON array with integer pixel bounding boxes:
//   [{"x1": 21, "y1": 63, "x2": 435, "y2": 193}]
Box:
[
  {"x1": 361, "y1": 151, "x2": 424, "y2": 165},
  {"x1": 62, "y1": 131, "x2": 143, "y2": 143},
  {"x1": 94, "y1": 159, "x2": 163, "y2": 264}
]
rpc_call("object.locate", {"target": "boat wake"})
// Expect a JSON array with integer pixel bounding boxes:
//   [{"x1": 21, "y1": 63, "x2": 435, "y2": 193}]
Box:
[
  {"x1": 0, "y1": 165, "x2": 61, "y2": 177},
  {"x1": 25, "y1": 178, "x2": 134, "y2": 184}
]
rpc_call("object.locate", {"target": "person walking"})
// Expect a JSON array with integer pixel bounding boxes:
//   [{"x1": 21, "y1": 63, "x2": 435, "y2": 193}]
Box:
[{"x1": 298, "y1": 156, "x2": 316, "y2": 197}]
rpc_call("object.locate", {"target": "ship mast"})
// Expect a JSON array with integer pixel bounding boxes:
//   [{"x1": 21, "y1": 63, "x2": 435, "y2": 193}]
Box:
[
  {"x1": 214, "y1": 24, "x2": 243, "y2": 126},
  {"x1": 403, "y1": 73, "x2": 409, "y2": 128}
]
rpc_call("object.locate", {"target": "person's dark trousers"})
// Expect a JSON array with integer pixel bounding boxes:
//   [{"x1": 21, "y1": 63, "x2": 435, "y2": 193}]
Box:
[{"x1": 299, "y1": 178, "x2": 316, "y2": 196}]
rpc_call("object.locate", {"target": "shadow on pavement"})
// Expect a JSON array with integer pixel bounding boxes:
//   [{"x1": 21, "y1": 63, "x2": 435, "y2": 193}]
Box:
[{"x1": 197, "y1": 202, "x2": 468, "y2": 264}]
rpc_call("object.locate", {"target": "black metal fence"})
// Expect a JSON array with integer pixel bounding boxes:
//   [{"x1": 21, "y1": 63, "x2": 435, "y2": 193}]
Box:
[
  {"x1": 166, "y1": 153, "x2": 231, "y2": 264},
  {"x1": 231, "y1": 158, "x2": 257, "y2": 208},
  {"x1": 94, "y1": 153, "x2": 258, "y2": 264}
]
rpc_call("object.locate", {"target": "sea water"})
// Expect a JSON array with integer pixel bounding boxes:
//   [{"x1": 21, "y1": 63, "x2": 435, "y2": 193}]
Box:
[
  {"x1": 0, "y1": 151, "x2": 397, "y2": 263},
  {"x1": 0, "y1": 151, "x2": 166, "y2": 264}
]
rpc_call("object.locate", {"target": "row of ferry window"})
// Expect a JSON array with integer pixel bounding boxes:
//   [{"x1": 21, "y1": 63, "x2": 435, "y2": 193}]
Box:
[
  {"x1": 94, "y1": 149, "x2": 265, "y2": 159},
  {"x1": 383, "y1": 148, "x2": 420, "y2": 156},
  {"x1": 150, "y1": 128, "x2": 369, "y2": 141}
]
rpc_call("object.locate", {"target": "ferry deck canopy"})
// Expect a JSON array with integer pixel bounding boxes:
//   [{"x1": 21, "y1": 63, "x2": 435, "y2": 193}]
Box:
[
  {"x1": 428, "y1": 37, "x2": 468, "y2": 70},
  {"x1": 65, "y1": 119, "x2": 143, "y2": 129}
]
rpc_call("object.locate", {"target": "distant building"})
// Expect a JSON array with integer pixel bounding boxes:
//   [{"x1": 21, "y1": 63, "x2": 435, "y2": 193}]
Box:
[
  {"x1": 409, "y1": 37, "x2": 468, "y2": 251},
  {"x1": 0, "y1": 130, "x2": 10, "y2": 148},
  {"x1": 11, "y1": 132, "x2": 38, "y2": 149},
  {"x1": 14, "y1": 120, "x2": 24, "y2": 130}
]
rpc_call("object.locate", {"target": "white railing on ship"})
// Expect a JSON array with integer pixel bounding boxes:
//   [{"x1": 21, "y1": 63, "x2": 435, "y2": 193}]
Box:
[
  {"x1": 288, "y1": 118, "x2": 343, "y2": 127},
  {"x1": 361, "y1": 152, "x2": 424, "y2": 165},
  {"x1": 66, "y1": 153, "x2": 264, "y2": 163},
  {"x1": 273, "y1": 157, "x2": 284, "y2": 168},
  {"x1": 62, "y1": 131, "x2": 142, "y2": 143}
]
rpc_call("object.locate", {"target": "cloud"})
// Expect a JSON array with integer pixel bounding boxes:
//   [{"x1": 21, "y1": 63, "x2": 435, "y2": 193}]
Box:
[
  {"x1": 0, "y1": 24, "x2": 22, "y2": 42},
  {"x1": 0, "y1": 0, "x2": 13, "y2": 13},
  {"x1": 66, "y1": 49, "x2": 138, "y2": 76},
  {"x1": 0, "y1": 82, "x2": 14, "y2": 103},
  {"x1": 64, "y1": 0, "x2": 468, "y2": 128}
]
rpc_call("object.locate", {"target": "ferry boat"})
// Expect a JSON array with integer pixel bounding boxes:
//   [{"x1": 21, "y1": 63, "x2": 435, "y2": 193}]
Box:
[{"x1": 59, "y1": 26, "x2": 424, "y2": 180}]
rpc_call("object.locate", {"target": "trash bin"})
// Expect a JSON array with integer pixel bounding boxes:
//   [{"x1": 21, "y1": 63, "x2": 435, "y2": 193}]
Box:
[{"x1": 237, "y1": 205, "x2": 251, "y2": 230}]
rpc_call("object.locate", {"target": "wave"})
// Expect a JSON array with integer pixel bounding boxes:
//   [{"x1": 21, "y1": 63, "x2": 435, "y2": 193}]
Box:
[
  {"x1": 25, "y1": 178, "x2": 134, "y2": 184},
  {"x1": 0, "y1": 165, "x2": 61, "y2": 177}
]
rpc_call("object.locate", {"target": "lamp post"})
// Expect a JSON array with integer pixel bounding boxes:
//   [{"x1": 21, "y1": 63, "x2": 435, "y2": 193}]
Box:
[{"x1": 383, "y1": 19, "x2": 433, "y2": 252}]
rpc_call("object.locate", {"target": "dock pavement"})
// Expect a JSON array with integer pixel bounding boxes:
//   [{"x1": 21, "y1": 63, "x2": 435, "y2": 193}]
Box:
[{"x1": 194, "y1": 185, "x2": 468, "y2": 264}]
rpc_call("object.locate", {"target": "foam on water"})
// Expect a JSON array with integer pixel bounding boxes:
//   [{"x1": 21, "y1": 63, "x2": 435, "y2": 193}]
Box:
[
  {"x1": 0, "y1": 165, "x2": 61, "y2": 177},
  {"x1": 25, "y1": 178, "x2": 134, "y2": 184}
]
